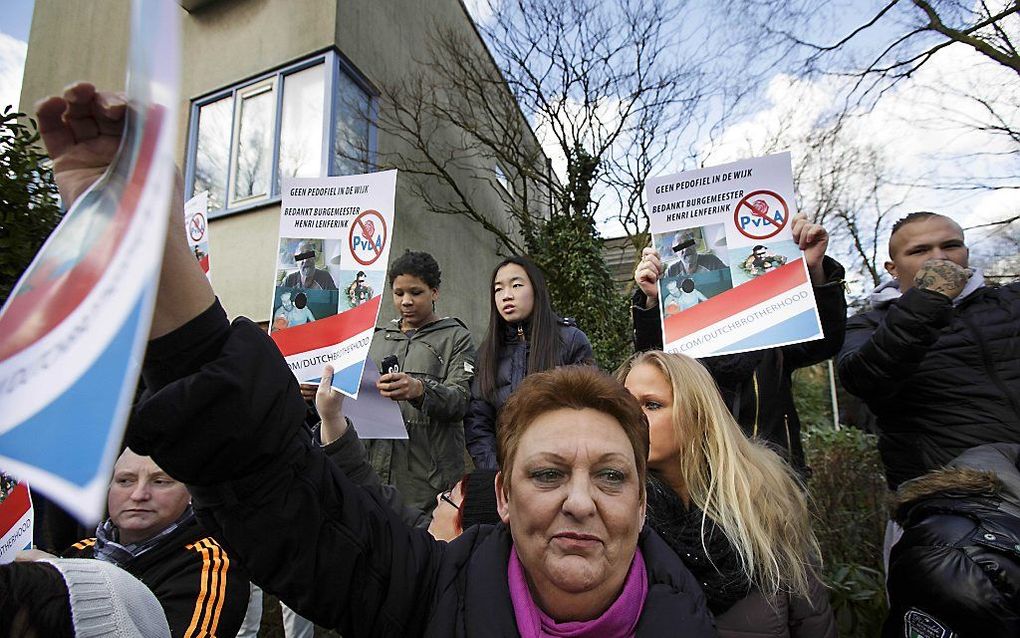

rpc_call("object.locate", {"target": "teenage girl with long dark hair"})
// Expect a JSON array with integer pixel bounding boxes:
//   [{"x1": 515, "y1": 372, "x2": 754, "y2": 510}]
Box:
[{"x1": 464, "y1": 255, "x2": 593, "y2": 470}]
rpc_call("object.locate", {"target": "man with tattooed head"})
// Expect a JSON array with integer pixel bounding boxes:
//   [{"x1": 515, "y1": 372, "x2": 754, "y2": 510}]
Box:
[{"x1": 838, "y1": 212, "x2": 1020, "y2": 493}]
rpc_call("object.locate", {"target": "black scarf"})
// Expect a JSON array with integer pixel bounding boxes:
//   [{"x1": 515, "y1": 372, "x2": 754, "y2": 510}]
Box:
[{"x1": 645, "y1": 474, "x2": 752, "y2": 615}]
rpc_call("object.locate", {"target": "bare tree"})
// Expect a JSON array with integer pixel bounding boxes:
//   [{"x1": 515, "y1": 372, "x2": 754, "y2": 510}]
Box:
[
  {"x1": 794, "y1": 125, "x2": 909, "y2": 292},
  {"x1": 722, "y1": 0, "x2": 1020, "y2": 234},
  {"x1": 360, "y1": 0, "x2": 736, "y2": 365}
]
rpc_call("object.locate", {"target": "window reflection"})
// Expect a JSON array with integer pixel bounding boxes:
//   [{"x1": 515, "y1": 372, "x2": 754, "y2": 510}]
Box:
[
  {"x1": 333, "y1": 70, "x2": 371, "y2": 176},
  {"x1": 187, "y1": 55, "x2": 377, "y2": 214},
  {"x1": 279, "y1": 64, "x2": 325, "y2": 182},
  {"x1": 193, "y1": 96, "x2": 231, "y2": 211},
  {"x1": 233, "y1": 82, "x2": 274, "y2": 202}
]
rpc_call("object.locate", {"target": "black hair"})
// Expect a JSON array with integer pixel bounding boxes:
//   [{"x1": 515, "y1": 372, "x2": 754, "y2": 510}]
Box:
[
  {"x1": 0, "y1": 562, "x2": 74, "y2": 637},
  {"x1": 752, "y1": 245, "x2": 767, "y2": 252},
  {"x1": 356, "y1": 270, "x2": 366, "y2": 278},
  {"x1": 476, "y1": 255, "x2": 561, "y2": 402},
  {"x1": 388, "y1": 250, "x2": 441, "y2": 289},
  {"x1": 681, "y1": 278, "x2": 695, "y2": 293},
  {"x1": 890, "y1": 211, "x2": 941, "y2": 238}
]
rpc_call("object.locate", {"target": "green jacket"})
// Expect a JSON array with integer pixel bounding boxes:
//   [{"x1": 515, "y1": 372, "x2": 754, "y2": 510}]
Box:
[{"x1": 365, "y1": 317, "x2": 476, "y2": 512}]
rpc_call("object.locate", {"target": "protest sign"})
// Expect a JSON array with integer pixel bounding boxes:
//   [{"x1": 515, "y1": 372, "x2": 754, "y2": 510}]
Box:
[
  {"x1": 0, "y1": 476, "x2": 33, "y2": 563},
  {"x1": 184, "y1": 191, "x2": 211, "y2": 279},
  {"x1": 270, "y1": 171, "x2": 397, "y2": 397},
  {"x1": 0, "y1": 0, "x2": 179, "y2": 523},
  {"x1": 646, "y1": 152, "x2": 822, "y2": 358}
]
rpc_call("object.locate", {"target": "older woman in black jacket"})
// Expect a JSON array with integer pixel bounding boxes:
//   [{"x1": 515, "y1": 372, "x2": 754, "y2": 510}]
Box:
[{"x1": 40, "y1": 82, "x2": 714, "y2": 638}]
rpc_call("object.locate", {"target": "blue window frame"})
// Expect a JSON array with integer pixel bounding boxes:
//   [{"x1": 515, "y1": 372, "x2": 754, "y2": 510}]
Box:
[{"x1": 184, "y1": 50, "x2": 377, "y2": 219}]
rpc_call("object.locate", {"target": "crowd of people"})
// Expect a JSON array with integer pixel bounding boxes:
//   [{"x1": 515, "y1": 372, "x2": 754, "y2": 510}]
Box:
[{"x1": 6, "y1": 81, "x2": 1019, "y2": 638}]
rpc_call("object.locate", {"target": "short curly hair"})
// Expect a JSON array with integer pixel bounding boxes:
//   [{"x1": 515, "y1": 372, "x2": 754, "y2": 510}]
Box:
[
  {"x1": 496, "y1": 366, "x2": 649, "y2": 497},
  {"x1": 388, "y1": 250, "x2": 441, "y2": 288}
]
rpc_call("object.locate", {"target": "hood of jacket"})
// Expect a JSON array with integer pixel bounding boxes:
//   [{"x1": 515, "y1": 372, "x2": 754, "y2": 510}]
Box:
[
  {"x1": 893, "y1": 443, "x2": 1020, "y2": 522},
  {"x1": 870, "y1": 268, "x2": 986, "y2": 309},
  {"x1": 382, "y1": 316, "x2": 468, "y2": 338}
]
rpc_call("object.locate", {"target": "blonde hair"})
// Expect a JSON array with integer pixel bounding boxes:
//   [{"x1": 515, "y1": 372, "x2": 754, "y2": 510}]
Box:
[{"x1": 617, "y1": 351, "x2": 820, "y2": 600}]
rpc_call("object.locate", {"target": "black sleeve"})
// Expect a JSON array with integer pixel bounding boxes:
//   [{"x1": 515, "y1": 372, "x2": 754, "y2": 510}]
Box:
[
  {"x1": 562, "y1": 327, "x2": 595, "y2": 366},
  {"x1": 464, "y1": 381, "x2": 500, "y2": 470},
  {"x1": 158, "y1": 537, "x2": 251, "y2": 638},
  {"x1": 317, "y1": 423, "x2": 431, "y2": 529},
  {"x1": 631, "y1": 289, "x2": 664, "y2": 352},
  {"x1": 128, "y1": 305, "x2": 446, "y2": 635},
  {"x1": 781, "y1": 256, "x2": 848, "y2": 370},
  {"x1": 836, "y1": 287, "x2": 952, "y2": 401}
]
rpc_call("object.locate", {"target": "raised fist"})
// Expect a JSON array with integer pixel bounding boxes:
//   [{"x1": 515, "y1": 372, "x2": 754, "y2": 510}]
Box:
[{"x1": 913, "y1": 259, "x2": 971, "y2": 300}]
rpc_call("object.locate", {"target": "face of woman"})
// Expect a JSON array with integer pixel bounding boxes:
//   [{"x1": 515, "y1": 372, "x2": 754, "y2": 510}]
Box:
[
  {"x1": 497, "y1": 408, "x2": 644, "y2": 618},
  {"x1": 493, "y1": 263, "x2": 535, "y2": 323},
  {"x1": 391, "y1": 274, "x2": 438, "y2": 330},
  {"x1": 623, "y1": 364, "x2": 680, "y2": 471}
]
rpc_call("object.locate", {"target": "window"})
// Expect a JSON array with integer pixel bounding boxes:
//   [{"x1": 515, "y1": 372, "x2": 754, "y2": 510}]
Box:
[
  {"x1": 494, "y1": 163, "x2": 513, "y2": 198},
  {"x1": 185, "y1": 52, "x2": 375, "y2": 218}
]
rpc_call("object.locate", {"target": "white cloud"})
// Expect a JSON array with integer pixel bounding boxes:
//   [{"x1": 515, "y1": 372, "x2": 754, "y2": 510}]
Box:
[
  {"x1": 0, "y1": 32, "x2": 28, "y2": 112},
  {"x1": 704, "y1": 36, "x2": 1019, "y2": 231},
  {"x1": 462, "y1": 0, "x2": 496, "y2": 25}
]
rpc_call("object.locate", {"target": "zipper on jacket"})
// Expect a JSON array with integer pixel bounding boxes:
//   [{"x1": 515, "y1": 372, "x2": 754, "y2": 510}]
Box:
[{"x1": 517, "y1": 325, "x2": 526, "y2": 343}]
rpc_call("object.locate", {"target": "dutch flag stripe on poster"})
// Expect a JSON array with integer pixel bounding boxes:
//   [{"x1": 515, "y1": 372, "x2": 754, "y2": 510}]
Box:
[
  {"x1": 0, "y1": 0, "x2": 180, "y2": 524},
  {"x1": 0, "y1": 482, "x2": 33, "y2": 563},
  {"x1": 646, "y1": 152, "x2": 823, "y2": 359},
  {"x1": 270, "y1": 171, "x2": 397, "y2": 398}
]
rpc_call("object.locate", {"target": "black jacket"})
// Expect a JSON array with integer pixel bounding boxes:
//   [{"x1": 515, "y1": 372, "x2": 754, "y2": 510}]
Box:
[
  {"x1": 63, "y1": 517, "x2": 250, "y2": 638},
  {"x1": 633, "y1": 257, "x2": 847, "y2": 473},
  {"x1": 837, "y1": 280, "x2": 1020, "y2": 489},
  {"x1": 464, "y1": 320, "x2": 594, "y2": 470},
  {"x1": 127, "y1": 301, "x2": 715, "y2": 638},
  {"x1": 884, "y1": 444, "x2": 1020, "y2": 637}
]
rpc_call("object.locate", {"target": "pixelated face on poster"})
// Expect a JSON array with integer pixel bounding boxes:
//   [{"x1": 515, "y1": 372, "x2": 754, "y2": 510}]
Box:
[
  {"x1": 645, "y1": 153, "x2": 823, "y2": 358},
  {"x1": 272, "y1": 237, "x2": 341, "y2": 333}
]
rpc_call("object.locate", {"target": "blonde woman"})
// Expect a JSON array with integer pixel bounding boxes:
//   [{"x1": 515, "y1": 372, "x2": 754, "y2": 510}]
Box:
[{"x1": 618, "y1": 351, "x2": 835, "y2": 638}]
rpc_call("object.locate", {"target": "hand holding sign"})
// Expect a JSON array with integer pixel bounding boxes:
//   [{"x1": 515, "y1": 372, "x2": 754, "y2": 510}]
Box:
[
  {"x1": 790, "y1": 214, "x2": 829, "y2": 284},
  {"x1": 634, "y1": 247, "x2": 663, "y2": 308}
]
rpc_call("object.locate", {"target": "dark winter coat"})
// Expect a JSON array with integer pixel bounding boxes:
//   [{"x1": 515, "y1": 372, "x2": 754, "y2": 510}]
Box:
[
  {"x1": 127, "y1": 301, "x2": 716, "y2": 638},
  {"x1": 633, "y1": 257, "x2": 847, "y2": 474},
  {"x1": 884, "y1": 443, "x2": 1020, "y2": 637},
  {"x1": 63, "y1": 516, "x2": 250, "y2": 638},
  {"x1": 646, "y1": 476, "x2": 836, "y2": 638},
  {"x1": 464, "y1": 320, "x2": 593, "y2": 470},
  {"x1": 837, "y1": 279, "x2": 1020, "y2": 489},
  {"x1": 365, "y1": 317, "x2": 475, "y2": 512}
]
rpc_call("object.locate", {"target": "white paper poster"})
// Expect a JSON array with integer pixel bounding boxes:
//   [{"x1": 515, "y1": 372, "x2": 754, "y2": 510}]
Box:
[
  {"x1": 269, "y1": 171, "x2": 397, "y2": 397},
  {"x1": 0, "y1": 0, "x2": 179, "y2": 523},
  {"x1": 646, "y1": 152, "x2": 822, "y2": 358},
  {"x1": 184, "y1": 191, "x2": 211, "y2": 280}
]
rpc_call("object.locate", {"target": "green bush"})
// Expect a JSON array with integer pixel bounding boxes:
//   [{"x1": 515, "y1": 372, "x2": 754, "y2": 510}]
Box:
[
  {"x1": 794, "y1": 363, "x2": 889, "y2": 636},
  {"x1": 804, "y1": 422, "x2": 889, "y2": 637},
  {"x1": 0, "y1": 106, "x2": 63, "y2": 305}
]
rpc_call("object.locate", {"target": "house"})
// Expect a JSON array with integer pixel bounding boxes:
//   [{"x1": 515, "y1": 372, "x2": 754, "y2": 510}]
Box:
[{"x1": 19, "y1": 0, "x2": 541, "y2": 333}]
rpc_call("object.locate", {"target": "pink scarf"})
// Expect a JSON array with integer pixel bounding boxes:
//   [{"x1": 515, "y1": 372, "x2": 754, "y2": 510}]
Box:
[{"x1": 507, "y1": 545, "x2": 648, "y2": 638}]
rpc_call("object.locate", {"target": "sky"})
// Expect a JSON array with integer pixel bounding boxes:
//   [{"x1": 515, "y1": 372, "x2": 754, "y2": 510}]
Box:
[{"x1": 0, "y1": 0, "x2": 33, "y2": 112}]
